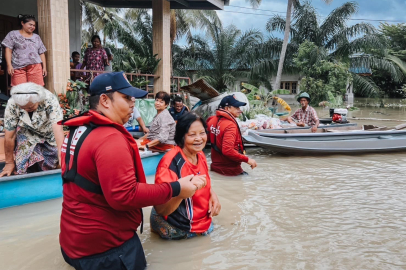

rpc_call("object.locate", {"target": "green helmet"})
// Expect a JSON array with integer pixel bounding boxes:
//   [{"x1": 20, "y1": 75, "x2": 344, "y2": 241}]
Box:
[{"x1": 297, "y1": 92, "x2": 311, "y2": 103}]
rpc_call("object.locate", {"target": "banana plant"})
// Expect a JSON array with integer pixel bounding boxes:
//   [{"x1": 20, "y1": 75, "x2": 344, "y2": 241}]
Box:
[{"x1": 241, "y1": 83, "x2": 291, "y2": 110}]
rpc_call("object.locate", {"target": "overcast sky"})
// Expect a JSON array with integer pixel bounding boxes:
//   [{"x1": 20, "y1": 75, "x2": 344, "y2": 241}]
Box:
[{"x1": 214, "y1": 0, "x2": 406, "y2": 36}]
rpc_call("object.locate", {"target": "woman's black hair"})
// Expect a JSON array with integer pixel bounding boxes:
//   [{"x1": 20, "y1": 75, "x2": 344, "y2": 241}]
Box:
[
  {"x1": 91, "y1": 35, "x2": 101, "y2": 43},
  {"x1": 155, "y1": 91, "x2": 170, "y2": 105},
  {"x1": 175, "y1": 112, "x2": 207, "y2": 148},
  {"x1": 18, "y1": 14, "x2": 36, "y2": 27}
]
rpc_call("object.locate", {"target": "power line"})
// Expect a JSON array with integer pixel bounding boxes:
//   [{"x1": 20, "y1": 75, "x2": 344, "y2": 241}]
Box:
[
  {"x1": 223, "y1": 6, "x2": 406, "y2": 23},
  {"x1": 228, "y1": 4, "x2": 287, "y2": 14}
]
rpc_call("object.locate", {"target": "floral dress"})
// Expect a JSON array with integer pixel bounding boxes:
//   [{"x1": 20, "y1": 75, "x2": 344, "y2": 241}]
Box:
[
  {"x1": 4, "y1": 91, "x2": 63, "y2": 174},
  {"x1": 83, "y1": 47, "x2": 108, "y2": 80}
]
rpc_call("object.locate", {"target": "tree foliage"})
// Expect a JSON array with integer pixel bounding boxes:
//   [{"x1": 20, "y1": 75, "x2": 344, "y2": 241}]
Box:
[
  {"x1": 254, "y1": 1, "x2": 403, "y2": 97},
  {"x1": 174, "y1": 24, "x2": 263, "y2": 92},
  {"x1": 294, "y1": 41, "x2": 351, "y2": 104}
]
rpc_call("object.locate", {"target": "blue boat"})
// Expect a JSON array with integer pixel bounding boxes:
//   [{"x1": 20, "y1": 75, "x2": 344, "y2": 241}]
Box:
[{"x1": 0, "y1": 152, "x2": 164, "y2": 209}]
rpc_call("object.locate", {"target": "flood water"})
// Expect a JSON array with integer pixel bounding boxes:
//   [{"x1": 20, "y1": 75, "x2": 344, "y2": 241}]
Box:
[{"x1": 1, "y1": 100, "x2": 406, "y2": 270}]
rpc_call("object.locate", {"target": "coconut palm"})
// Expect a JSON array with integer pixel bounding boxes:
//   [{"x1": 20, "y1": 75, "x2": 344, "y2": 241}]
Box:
[
  {"x1": 256, "y1": 1, "x2": 403, "y2": 96},
  {"x1": 81, "y1": 1, "x2": 124, "y2": 45},
  {"x1": 179, "y1": 24, "x2": 262, "y2": 92}
]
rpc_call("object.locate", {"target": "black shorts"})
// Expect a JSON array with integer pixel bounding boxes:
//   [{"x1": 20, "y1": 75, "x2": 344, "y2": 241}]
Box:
[{"x1": 61, "y1": 233, "x2": 146, "y2": 270}]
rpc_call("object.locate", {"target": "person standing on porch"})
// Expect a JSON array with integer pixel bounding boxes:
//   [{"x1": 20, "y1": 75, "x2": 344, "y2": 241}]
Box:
[
  {"x1": 1, "y1": 14, "x2": 47, "y2": 86},
  {"x1": 81, "y1": 35, "x2": 108, "y2": 81}
]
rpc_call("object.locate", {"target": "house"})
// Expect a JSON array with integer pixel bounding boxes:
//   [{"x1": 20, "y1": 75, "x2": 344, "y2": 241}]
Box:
[{"x1": 0, "y1": 0, "x2": 228, "y2": 95}]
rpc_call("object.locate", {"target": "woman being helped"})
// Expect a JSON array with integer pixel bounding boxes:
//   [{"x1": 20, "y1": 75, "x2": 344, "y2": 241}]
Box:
[
  {"x1": 81, "y1": 35, "x2": 108, "y2": 80},
  {"x1": 138, "y1": 91, "x2": 175, "y2": 151},
  {"x1": 0, "y1": 83, "x2": 64, "y2": 177},
  {"x1": 2, "y1": 14, "x2": 47, "y2": 86},
  {"x1": 150, "y1": 112, "x2": 221, "y2": 239}
]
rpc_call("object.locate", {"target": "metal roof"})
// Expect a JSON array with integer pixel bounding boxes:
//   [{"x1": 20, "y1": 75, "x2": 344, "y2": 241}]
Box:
[{"x1": 86, "y1": 0, "x2": 228, "y2": 10}]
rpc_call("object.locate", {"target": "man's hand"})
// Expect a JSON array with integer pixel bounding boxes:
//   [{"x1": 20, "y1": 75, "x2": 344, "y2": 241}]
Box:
[
  {"x1": 247, "y1": 158, "x2": 257, "y2": 169},
  {"x1": 143, "y1": 127, "x2": 150, "y2": 134},
  {"x1": 178, "y1": 175, "x2": 199, "y2": 199},
  {"x1": 208, "y1": 189, "x2": 221, "y2": 217},
  {"x1": 311, "y1": 125, "x2": 318, "y2": 133},
  {"x1": 190, "y1": 175, "x2": 207, "y2": 190},
  {"x1": 43, "y1": 69, "x2": 47, "y2": 77},
  {"x1": 0, "y1": 163, "x2": 15, "y2": 177},
  {"x1": 297, "y1": 122, "x2": 305, "y2": 127},
  {"x1": 7, "y1": 66, "x2": 14, "y2": 76}
]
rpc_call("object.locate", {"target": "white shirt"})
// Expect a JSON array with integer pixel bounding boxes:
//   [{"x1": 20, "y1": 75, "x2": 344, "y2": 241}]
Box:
[{"x1": 124, "y1": 107, "x2": 142, "y2": 127}]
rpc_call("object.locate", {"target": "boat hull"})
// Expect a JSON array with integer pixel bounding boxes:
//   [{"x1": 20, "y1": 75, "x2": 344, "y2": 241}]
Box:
[
  {"x1": 0, "y1": 153, "x2": 164, "y2": 209},
  {"x1": 244, "y1": 130, "x2": 406, "y2": 155}
]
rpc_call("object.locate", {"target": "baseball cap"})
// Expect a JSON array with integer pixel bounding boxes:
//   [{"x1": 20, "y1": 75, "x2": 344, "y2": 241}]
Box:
[
  {"x1": 219, "y1": 95, "x2": 247, "y2": 108},
  {"x1": 89, "y1": 72, "x2": 148, "y2": 98}
]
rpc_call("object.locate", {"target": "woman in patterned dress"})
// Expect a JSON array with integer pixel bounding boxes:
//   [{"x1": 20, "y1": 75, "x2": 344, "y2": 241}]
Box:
[
  {"x1": 0, "y1": 83, "x2": 64, "y2": 177},
  {"x1": 81, "y1": 35, "x2": 109, "y2": 81},
  {"x1": 1, "y1": 14, "x2": 47, "y2": 86}
]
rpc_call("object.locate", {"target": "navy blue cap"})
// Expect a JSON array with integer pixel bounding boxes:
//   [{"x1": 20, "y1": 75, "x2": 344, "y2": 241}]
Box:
[
  {"x1": 89, "y1": 72, "x2": 148, "y2": 98},
  {"x1": 219, "y1": 95, "x2": 247, "y2": 108}
]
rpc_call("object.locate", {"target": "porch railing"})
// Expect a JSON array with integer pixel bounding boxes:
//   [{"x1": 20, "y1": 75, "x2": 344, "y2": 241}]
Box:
[{"x1": 70, "y1": 69, "x2": 191, "y2": 97}]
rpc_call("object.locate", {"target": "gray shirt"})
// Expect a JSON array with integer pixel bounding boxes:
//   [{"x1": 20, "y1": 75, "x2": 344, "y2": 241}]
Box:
[
  {"x1": 147, "y1": 109, "x2": 176, "y2": 145},
  {"x1": 1, "y1": 30, "x2": 46, "y2": 69}
]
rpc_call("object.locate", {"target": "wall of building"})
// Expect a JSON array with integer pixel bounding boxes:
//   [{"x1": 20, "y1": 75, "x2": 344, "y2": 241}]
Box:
[
  {"x1": 0, "y1": 0, "x2": 38, "y2": 18},
  {"x1": 68, "y1": 0, "x2": 81, "y2": 55}
]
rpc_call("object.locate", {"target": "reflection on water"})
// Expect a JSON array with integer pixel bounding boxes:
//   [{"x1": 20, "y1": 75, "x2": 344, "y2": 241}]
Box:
[{"x1": 0, "y1": 98, "x2": 406, "y2": 270}]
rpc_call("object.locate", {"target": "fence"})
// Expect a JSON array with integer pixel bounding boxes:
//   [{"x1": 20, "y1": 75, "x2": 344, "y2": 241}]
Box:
[{"x1": 70, "y1": 69, "x2": 191, "y2": 97}]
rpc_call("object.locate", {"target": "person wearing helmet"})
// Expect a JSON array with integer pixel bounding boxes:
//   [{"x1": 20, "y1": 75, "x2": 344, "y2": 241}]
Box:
[{"x1": 287, "y1": 92, "x2": 320, "y2": 132}]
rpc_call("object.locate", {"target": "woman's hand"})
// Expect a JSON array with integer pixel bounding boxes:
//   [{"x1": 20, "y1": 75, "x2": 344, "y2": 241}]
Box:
[
  {"x1": 208, "y1": 189, "x2": 221, "y2": 217},
  {"x1": 0, "y1": 163, "x2": 15, "y2": 177},
  {"x1": 143, "y1": 127, "x2": 150, "y2": 134},
  {"x1": 43, "y1": 69, "x2": 47, "y2": 77},
  {"x1": 7, "y1": 66, "x2": 14, "y2": 76}
]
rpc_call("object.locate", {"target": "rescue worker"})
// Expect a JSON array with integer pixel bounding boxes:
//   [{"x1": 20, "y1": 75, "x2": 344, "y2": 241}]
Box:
[
  {"x1": 287, "y1": 92, "x2": 320, "y2": 133},
  {"x1": 59, "y1": 72, "x2": 206, "y2": 270},
  {"x1": 169, "y1": 96, "x2": 189, "y2": 121},
  {"x1": 207, "y1": 95, "x2": 257, "y2": 176}
]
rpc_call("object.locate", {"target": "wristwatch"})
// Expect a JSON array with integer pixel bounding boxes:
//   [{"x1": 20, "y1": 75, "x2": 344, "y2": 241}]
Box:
[{"x1": 145, "y1": 144, "x2": 149, "y2": 150}]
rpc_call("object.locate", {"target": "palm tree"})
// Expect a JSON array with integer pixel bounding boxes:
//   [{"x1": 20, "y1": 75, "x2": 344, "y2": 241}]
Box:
[
  {"x1": 81, "y1": 1, "x2": 124, "y2": 45},
  {"x1": 257, "y1": 1, "x2": 403, "y2": 96},
  {"x1": 178, "y1": 24, "x2": 262, "y2": 92},
  {"x1": 273, "y1": 0, "x2": 331, "y2": 91}
]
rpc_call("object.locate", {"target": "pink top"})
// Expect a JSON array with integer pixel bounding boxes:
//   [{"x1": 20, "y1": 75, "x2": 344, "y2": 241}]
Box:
[
  {"x1": 83, "y1": 47, "x2": 108, "y2": 76},
  {"x1": 1, "y1": 30, "x2": 46, "y2": 70}
]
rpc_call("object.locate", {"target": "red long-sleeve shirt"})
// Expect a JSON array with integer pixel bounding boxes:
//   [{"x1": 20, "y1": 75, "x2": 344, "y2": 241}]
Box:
[
  {"x1": 60, "y1": 126, "x2": 174, "y2": 259},
  {"x1": 207, "y1": 110, "x2": 248, "y2": 176}
]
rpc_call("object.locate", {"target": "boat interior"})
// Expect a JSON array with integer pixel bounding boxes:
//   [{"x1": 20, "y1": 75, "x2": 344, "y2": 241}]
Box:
[{"x1": 258, "y1": 123, "x2": 406, "y2": 134}]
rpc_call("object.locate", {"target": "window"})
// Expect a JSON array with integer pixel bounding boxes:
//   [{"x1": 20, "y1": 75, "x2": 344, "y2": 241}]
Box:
[
  {"x1": 280, "y1": 81, "x2": 298, "y2": 94},
  {"x1": 291, "y1": 82, "x2": 297, "y2": 94}
]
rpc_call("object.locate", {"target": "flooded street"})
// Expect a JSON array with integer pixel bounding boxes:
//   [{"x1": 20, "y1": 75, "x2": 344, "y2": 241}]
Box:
[{"x1": 1, "y1": 101, "x2": 406, "y2": 270}]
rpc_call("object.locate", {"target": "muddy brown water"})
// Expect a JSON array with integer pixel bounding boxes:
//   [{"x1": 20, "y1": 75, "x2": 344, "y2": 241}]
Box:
[{"x1": 1, "y1": 102, "x2": 406, "y2": 270}]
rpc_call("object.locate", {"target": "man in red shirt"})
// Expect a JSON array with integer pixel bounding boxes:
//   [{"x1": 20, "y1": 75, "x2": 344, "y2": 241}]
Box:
[
  {"x1": 59, "y1": 72, "x2": 205, "y2": 270},
  {"x1": 207, "y1": 95, "x2": 257, "y2": 176}
]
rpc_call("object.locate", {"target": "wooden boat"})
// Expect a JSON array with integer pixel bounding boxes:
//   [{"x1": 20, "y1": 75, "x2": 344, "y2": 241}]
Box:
[
  {"x1": 0, "y1": 151, "x2": 164, "y2": 209},
  {"x1": 243, "y1": 125, "x2": 406, "y2": 155}
]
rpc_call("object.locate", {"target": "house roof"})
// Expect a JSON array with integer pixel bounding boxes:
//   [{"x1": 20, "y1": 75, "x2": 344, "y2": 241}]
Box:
[{"x1": 85, "y1": 0, "x2": 228, "y2": 10}]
